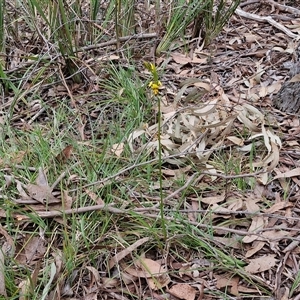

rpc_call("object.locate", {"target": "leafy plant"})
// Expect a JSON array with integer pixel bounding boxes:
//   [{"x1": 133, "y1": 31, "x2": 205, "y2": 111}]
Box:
[
  {"x1": 156, "y1": 0, "x2": 240, "y2": 55},
  {"x1": 202, "y1": 0, "x2": 240, "y2": 46},
  {"x1": 115, "y1": 0, "x2": 135, "y2": 38}
]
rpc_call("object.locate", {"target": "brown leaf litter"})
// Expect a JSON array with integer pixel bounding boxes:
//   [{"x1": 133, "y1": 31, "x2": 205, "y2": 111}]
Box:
[{"x1": 2, "y1": 0, "x2": 300, "y2": 299}]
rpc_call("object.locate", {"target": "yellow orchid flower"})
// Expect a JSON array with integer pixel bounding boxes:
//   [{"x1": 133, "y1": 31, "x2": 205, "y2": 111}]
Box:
[
  {"x1": 149, "y1": 81, "x2": 162, "y2": 95},
  {"x1": 144, "y1": 61, "x2": 162, "y2": 95}
]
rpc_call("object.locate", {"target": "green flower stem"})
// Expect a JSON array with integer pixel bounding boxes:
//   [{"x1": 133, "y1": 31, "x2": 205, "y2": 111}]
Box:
[{"x1": 156, "y1": 94, "x2": 167, "y2": 240}]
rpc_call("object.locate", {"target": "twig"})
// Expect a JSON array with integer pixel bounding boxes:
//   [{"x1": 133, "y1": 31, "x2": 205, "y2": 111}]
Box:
[
  {"x1": 58, "y1": 66, "x2": 77, "y2": 108},
  {"x1": 137, "y1": 208, "x2": 300, "y2": 222},
  {"x1": 282, "y1": 239, "x2": 300, "y2": 253},
  {"x1": 72, "y1": 159, "x2": 263, "y2": 191},
  {"x1": 201, "y1": 169, "x2": 265, "y2": 179},
  {"x1": 28, "y1": 107, "x2": 46, "y2": 125},
  {"x1": 235, "y1": 8, "x2": 299, "y2": 39},
  {"x1": 264, "y1": 0, "x2": 300, "y2": 16},
  {"x1": 239, "y1": 0, "x2": 260, "y2": 7},
  {"x1": 163, "y1": 173, "x2": 198, "y2": 205},
  {"x1": 6, "y1": 33, "x2": 158, "y2": 75},
  {"x1": 51, "y1": 161, "x2": 81, "y2": 190},
  {"x1": 10, "y1": 203, "x2": 300, "y2": 241},
  {"x1": 73, "y1": 163, "x2": 265, "y2": 192},
  {"x1": 78, "y1": 33, "x2": 157, "y2": 52}
]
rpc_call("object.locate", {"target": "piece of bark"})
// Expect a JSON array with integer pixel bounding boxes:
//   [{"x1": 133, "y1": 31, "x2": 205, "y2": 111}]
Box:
[{"x1": 272, "y1": 62, "x2": 300, "y2": 114}]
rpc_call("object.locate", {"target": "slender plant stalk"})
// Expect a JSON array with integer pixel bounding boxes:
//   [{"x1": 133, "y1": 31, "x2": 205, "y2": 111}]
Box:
[
  {"x1": 115, "y1": 0, "x2": 121, "y2": 49},
  {"x1": 0, "y1": 0, "x2": 8, "y2": 93},
  {"x1": 156, "y1": 94, "x2": 167, "y2": 240},
  {"x1": 0, "y1": 0, "x2": 4, "y2": 53},
  {"x1": 144, "y1": 61, "x2": 166, "y2": 239}
]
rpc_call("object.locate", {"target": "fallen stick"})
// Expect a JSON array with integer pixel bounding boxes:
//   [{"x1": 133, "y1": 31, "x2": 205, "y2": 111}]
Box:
[
  {"x1": 5, "y1": 203, "x2": 300, "y2": 241},
  {"x1": 264, "y1": 0, "x2": 300, "y2": 16},
  {"x1": 235, "y1": 8, "x2": 299, "y2": 40}
]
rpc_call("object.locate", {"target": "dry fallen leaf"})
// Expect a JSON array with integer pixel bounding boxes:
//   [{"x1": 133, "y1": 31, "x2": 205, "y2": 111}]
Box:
[
  {"x1": 61, "y1": 190, "x2": 73, "y2": 210},
  {"x1": 24, "y1": 235, "x2": 46, "y2": 264},
  {"x1": 83, "y1": 292, "x2": 97, "y2": 300},
  {"x1": 26, "y1": 184, "x2": 59, "y2": 204},
  {"x1": 26, "y1": 167, "x2": 59, "y2": 204},
  {"x1": 108, "y1": 237, "x2": 150, "y2": 269},
  {"x1": 110, "y1": 142, "x2": 124, "y2": 157},
  {"x1": 19, "y1": 260, "x2": 41, "y2": 300},
  {"x1": 245, "y1": 254, "x2": 277, "y2": 274},
  {"x1": 56, "y1": 145, "x2": 73, "y2": 164},
  {"x1": 121, "y1": 262, "x2": 150, "y2": 278},
  {"x1": 19, "y1": 278, "x2": 31, "y2": 300},
  {"x1": 227, "y1": 136, "x2": 244, "y2": 146},
  {"x1": 171, "y1": 52, "x2": 207, "y2": 65},
  {"x1": 16, "y1": 180, "x2": 31, "y2": 200},
  {"x1": 245, "y1": 241, "x2": 265, "y2": 258},
  {"x1": 137, "y1": 258, "x2": 171, "y2": 290},
  {"x1": 136, "y1": 258, "x2": 165, "y2": 277},
  {"x1": 200, "y1": 192, "x2": 225, "y2": 205},
  {"x1": 86, "y1": 266, "x2": 101, "y2": 287},
  {"x1": 84, "y1": 189, "x2": 105, "y2": 205},
  {"x1": 215, "y1": 274, "x2": 239, "y2": 295},
  {"x1": 169, "y1": 283, "x2": 196, "y2": 300},
  {"x1": 265, "y1": 201, "x2": 293, "y2": 213},
  {"x1": 242, "y1": 216, "x2": 265, "y2": 243},
  {"x1": 273, "y1": 167, "x2": 300, "y2": 180}
]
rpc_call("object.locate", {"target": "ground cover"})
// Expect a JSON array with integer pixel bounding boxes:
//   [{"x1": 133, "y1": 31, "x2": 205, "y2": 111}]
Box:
[{"x1": 0, "y1": 0, "x2": 300, "y2": 299}]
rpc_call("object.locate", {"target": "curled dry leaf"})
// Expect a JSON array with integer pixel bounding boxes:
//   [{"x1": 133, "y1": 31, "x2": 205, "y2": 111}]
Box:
[
  {"x1": 245, "y1": 198, "x2": 260, "y2": 213},
  {"x1": 261, "y1": 230, "x2": 292, "y2": 241},
  {"x1": 136, "y1": 258, "x2": 171, "y2": 290},
  {"x1": 245, "y1": 241, "x2": 265, "y2": 258},
  {"x1": 136, "y1": 258, "x2": 166, "y2": 277},
  {"x1": 19, "y1": 261, "x2": 41, "y2": 300},
  {"x1": 19, "y1": 279, "x2": 30, "y2": 300},
  {"x1": 227, "y1": 136, "x2": 244, "y2": 146},
  {"x1": 265, "y1": 201, "x2": 293, "y2": 213},
  {"x1": 61, "y1": 190, "x2": 73, "y2": 210},
  {"x1": 214, "y1": 274, "x2": 239, "y2": 296},
  {"x1": 16, "y1": 180, "x2": 31, "y2": 200},
  {"x1": 110, "y1": 142, "x2": 124, "y2": 157},
  {"x1": 86, "y1": 266, "x2": 101, "y2": 286},
  {"x1": 56, "y1": 145, "x2": 73, "y2": 164},
  {"x1": 4, "y1": 175, "x2": 13, "y2": 188},
  {"x1": 36, "y1": 167, "x2": 48, "y2": 187},
  {"x1": 242, "y1": 216, "x2": 265, "y2": 243},
  {"x1": 101, "y1": 277, "x2": 119, "y2": 288},
  {"x1": 121, "y1": 262, "x2": 150, "y2": 278},
  {"x1": 83, "y1": 293, "x2": 97, "y2": 300},
  {"x1": 24, "y1": 235, "x2": 46, "y2": 265}
]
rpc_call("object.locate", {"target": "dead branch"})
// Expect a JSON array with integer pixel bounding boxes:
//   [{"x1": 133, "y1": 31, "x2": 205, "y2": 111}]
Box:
[
  {"x1": 6, "y1": 33, "x2": 158, "y2": 75},
  {"x1": 75, "y1": 154, "x2": 265, "y2": 191},
  {"x1": 235, "y1": 8, "x2": 299, "y2": 40},
  {"x1": 78, "y1": 33, "x2": 158, "y2": 52},
  {"x1": 7, "y1": 203, "x2": 300, "y2": 241},
  {"x1": 264, "y1": 0, "x2": 300, "y2": 16}
]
